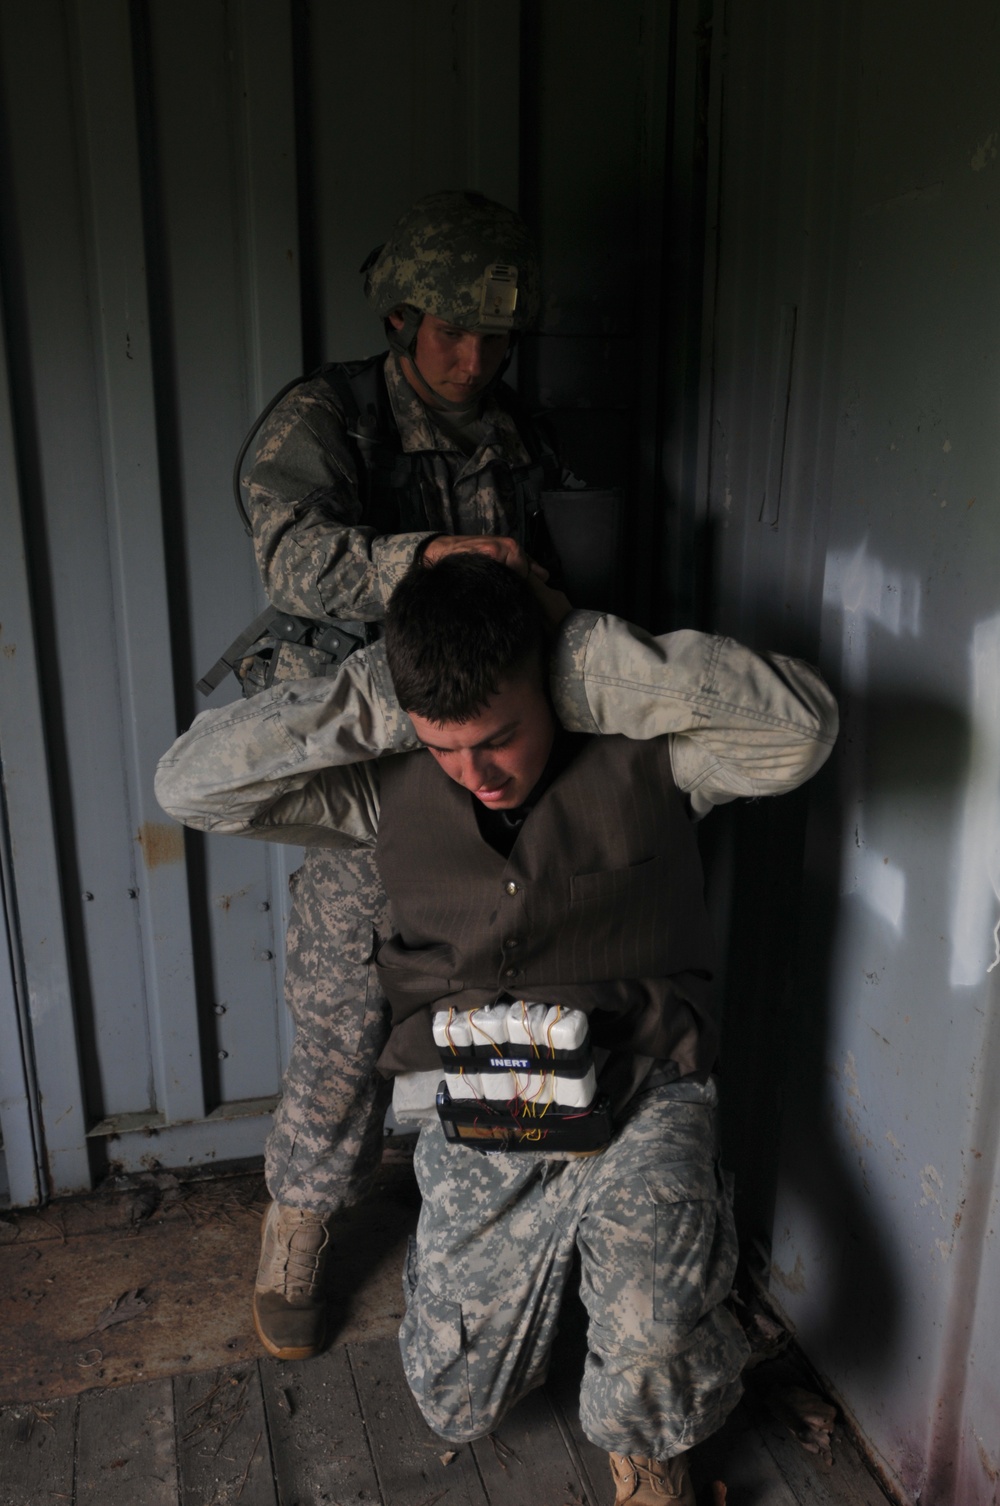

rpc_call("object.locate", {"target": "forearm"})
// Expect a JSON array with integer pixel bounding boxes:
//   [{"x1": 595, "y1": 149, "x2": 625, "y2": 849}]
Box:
[
  {"x1": 155, "y1": 642, "x2": 413, "y2": 839},
  {"x1": 550, "y1": 610, "x2": 838, "y2": 814},
  {"x1": 245, "y1": 379, "x2": 433, "y2": 620},
  {"x1": 249, "y1": 492, "x2": 432, "y2": 623}
]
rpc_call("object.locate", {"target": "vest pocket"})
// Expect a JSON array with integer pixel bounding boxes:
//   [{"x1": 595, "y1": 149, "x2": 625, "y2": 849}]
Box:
[{"x1": 570, "y1": 855, "x2": 658, "y2": 900}]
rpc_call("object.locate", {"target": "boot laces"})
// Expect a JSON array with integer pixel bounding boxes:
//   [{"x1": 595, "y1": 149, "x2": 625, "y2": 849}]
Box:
[
  {"x1": 610, "y1": 1452, "x2": 688, "y2": 1502},
  {"x1": 266, "y1": 1208, "x2": 331, "y2": 1298}
]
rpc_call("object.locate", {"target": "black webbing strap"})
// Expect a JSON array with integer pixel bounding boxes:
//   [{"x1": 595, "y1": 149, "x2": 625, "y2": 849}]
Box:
[{"x1": 196, "y1": 606, "x2": 279, "y2": 696}]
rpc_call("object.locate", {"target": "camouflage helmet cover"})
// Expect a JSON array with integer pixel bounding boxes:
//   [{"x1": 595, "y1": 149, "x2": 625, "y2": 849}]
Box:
[{"x1": 364, "y1": 189, "x2": 541, "y2": 333}]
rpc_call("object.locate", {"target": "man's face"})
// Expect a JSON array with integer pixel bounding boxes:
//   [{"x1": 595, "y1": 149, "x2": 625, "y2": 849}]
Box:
[
  {"x1": 390, "y1": 311, "x2": 509, "y2": 408},
  {"x1": 407, "y1": 669, "x2": 556, "y2": 810}
]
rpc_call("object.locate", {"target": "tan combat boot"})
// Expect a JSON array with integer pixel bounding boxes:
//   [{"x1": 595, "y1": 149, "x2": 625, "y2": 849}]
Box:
[
  {"x1": 609, "y1": 1452, "x2": 696, "y2": 1505},
  {"x1": 252, "y1": 1202, "x2": 332, "y2": 1360}
]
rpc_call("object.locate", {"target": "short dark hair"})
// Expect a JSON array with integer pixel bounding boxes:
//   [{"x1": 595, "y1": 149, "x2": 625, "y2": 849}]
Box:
[{"x1": 385, "y1": 554, "x2": 546, "y2": 723}]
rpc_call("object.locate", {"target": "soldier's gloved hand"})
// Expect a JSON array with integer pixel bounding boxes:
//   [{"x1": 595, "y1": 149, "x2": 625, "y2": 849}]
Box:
[{"x1": 421, "y1": 533, "x2": 549, "y2": 579}]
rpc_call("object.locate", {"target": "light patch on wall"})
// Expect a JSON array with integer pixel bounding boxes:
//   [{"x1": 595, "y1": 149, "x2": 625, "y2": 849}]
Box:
[
  {"x1": 971, "y1": 131, "x2": 998, "y2": 171},
  {"x1": 771, "y1": 1251, "x2": 807, "y2": 1294},
  {"x1": 843, "y1": 1049, "x2": 862, "y2": 1100},
  {"x1": 824, "y1": 538, "x2": 922, "y2": 669},
  {"x1": 768, "y1": 1189, "x2": 838, "y2": 1339},
  {"x1": 948, "y1": 614, "x2": 1000, "y2": 986},
  {"x1": 825, "y1": 539, "x2": 921, "y2": 933},
  {"x1": 920, "y1": 1163, "x2": 947, "y2": 1223},
  {"x1": 842, "y1": 849, "x2": 906, "y2": 931}
]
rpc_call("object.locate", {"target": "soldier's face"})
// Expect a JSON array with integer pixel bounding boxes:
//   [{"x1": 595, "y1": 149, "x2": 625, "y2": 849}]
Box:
[
  {"x1": 407, "y1": 666, "x2": 555, "y2": 810},
  {"x1": 391, "y1": 311, "x2": 509, "y2": 407}
]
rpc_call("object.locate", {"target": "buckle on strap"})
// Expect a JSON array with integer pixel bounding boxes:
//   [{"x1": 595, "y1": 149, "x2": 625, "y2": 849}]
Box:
[{"x1": 197, "y1": 610, "x2": 377, "y2": 697}]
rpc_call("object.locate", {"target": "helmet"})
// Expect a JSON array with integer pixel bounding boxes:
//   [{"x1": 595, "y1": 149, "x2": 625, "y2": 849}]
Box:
[{"x1": 363, "y1": 190, "x2": 541, "y2": 336}]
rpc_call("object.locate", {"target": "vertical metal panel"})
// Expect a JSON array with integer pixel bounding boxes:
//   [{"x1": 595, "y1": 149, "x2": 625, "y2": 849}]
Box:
[
  {"x1": 69, "y1": 0, "x2": 205, "y2": 1126},
  {"x1": 0, "y1": 296, "x2": 53, "y2": 1205},
  {"x1": 0, "y1": 842, "x2": 39, "y2": 1206},
  {"x1": 0, "y1": 0, "x2": 302, "y2": 1187},
  {"x1": 230, "y1": 0, "x2": 304, "y2": 412},
  {"x1": 694, "y1": 0, "x2": 860, "y2": 1245},
  {"x1": 0, "y1": 0, "x2": 125, "y2": 1194},
  {"x1": 306, "y1": 0, "x2": 521, "y2": 364},
  {"x1": 791, "y1": 2, "x2": 1000, "y2": 1485},
  {"x1": 520, "y1": 0, "x2": 653, "y2": 509},
  {"x1": 704, "y1": 0, "x2": 1000, "y2": 1500},
  {"x1": 141, "y1": 0, "x2": 290, "y2": 1109},
  {"x1": 229, "y1": 0, "x2": 309, "y2": 1070},
  {"x1": 654, "y1": 0, "x2": 718, "y2": 631},
  {"x1": 517, "y1": 0, "x2": 706, "y2": 627},
  {"x1": 459, "y1": 0, "x2": 521, "y2": 206}
]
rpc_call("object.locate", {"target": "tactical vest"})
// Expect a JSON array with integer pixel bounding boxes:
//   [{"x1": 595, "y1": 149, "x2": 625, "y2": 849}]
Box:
[
  {"x1": 372, "y1": 734, "x2": 718, "y2": 1076},
  {"x1": 199, "y1": 355, "x2": 561, "y2": 696}
]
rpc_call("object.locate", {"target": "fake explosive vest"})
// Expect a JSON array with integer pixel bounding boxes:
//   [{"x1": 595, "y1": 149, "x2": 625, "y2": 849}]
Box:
[{"x1": 373, "y1": 733, "x2": 717, "y2": 1075}]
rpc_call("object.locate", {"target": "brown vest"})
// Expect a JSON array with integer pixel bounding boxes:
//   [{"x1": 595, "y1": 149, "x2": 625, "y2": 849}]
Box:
[{"x1": 374, "y1": 734, "x2": 718, "y2": 1075}]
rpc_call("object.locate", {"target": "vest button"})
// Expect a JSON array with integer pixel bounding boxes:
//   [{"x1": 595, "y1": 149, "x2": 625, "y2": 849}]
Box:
[
  {"x1": 504, "y1": 938, "x2": 519, "y2": 949},
  {"x1": 504, "y1": 967, "x2": 517, "y2": 979},
  {"x1": 505, "y1": 881, "x2": 519, "y2": 896}
]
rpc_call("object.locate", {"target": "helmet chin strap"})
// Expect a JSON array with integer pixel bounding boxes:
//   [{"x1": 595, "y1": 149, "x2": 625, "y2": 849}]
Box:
[
  {"x1": 385, "y1": 309, "x2": 517, "y2": 414},
  {"x1": 385, "y1": 305, "x2": 422, "y2": 360}
]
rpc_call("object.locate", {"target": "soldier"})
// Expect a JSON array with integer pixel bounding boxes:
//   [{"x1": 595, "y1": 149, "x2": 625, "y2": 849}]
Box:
[
  {"x1": 156, "y1": 556, "x2": 838, "y2": 1504},
  {"x1": 239, "y1": 190, "x2": 562, "y2": 1361}
]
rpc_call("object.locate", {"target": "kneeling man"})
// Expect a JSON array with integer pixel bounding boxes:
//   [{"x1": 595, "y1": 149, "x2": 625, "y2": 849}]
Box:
[{"x1": 157, "y1": 557, "x2": 837, "y2": 1504}]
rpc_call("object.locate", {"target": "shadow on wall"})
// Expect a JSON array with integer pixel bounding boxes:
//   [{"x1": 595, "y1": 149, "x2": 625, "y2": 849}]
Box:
[{"x1": 707, "y1": 624, "x2": 972, "y2": 1384}]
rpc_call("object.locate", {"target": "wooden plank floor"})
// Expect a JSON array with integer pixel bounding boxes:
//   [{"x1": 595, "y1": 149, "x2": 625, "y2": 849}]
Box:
[
  {"x1": 0, "y1": 1331, "x2": 895, "y2": 1506},
  {"x1": 0, "y1": 1163, "x2": 897, "y2": 1506}
]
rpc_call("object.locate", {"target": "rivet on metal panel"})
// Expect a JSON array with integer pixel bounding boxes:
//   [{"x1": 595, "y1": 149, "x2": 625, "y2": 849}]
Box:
[
  {"x1": 218, "y1": 1050, "x2": 229, "y2": 1060},
  {"x1": 259, "y1": 950, "x2": 274, "y2": 961},
  {"x1": 214, "y1": 1004, "x2": 227, "y2": 1016},
  {"x1": 258, "y1": 902, "x2": 270, "y2": 912},
  {"x1": 83, "y1": 891, "x2": 94, "y2": 901}
]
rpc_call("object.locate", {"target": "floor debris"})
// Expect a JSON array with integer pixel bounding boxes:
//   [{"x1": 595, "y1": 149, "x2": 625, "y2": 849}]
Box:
[
  {"x1": 92, "y1": 1286, "x2": 151, "y2": 1332},
  {"x1": 0, "y1": 1156, "x2": 418, "y2": 1404},
  {"x1": 763, "y1": 1382, "x2": 838, "y2": 1466}
]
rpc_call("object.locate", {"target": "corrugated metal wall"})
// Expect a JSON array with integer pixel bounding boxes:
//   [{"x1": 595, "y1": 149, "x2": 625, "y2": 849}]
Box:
[
  {"x1": 0, "y1": 0, "x2": 696, "y2": 1197},
  {"x1": 704, "y1": 2, "x2": 1000, "y2": 1501}
]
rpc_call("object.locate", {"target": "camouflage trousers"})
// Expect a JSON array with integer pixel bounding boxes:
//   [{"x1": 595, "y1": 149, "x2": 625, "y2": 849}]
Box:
[
  {"x1": 400, "y1": 1078, "x2": 749, "y2": 1457},
  {"x1": 264, "y1": 845, "x2": 393, "y2": 1215}
]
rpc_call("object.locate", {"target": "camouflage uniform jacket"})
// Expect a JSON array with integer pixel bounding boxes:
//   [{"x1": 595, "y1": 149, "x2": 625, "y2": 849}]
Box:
[
  {"x1": 245, "y1": 353, "x2": 548, "y2": 678},
  {"x1": 156, "y1": 608, "x2": 839, "y2": 841}
]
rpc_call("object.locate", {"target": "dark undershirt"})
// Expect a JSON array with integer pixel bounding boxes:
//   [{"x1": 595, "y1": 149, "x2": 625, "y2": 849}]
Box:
[{"x1": 472, "y1": 728, "x2": 587, "y2": 858}]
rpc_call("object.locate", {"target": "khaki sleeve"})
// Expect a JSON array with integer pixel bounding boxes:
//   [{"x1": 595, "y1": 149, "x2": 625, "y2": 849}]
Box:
[
  {"x1": 549, "y1": 611, "x2": 839, "y2": 816},
  {"x1": 155, "y1": 643, "x2": 419, "y2": 843}
]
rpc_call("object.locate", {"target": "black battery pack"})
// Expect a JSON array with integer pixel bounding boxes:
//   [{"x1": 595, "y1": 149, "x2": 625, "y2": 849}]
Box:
[{"x1": 436, "y1": 1083, "x2": 614, "y2": 1154}]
